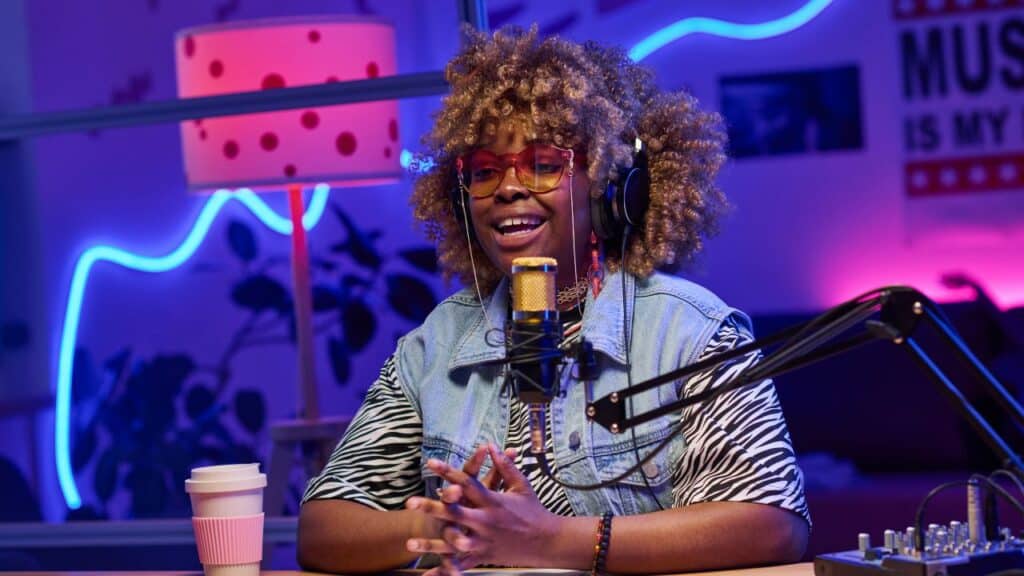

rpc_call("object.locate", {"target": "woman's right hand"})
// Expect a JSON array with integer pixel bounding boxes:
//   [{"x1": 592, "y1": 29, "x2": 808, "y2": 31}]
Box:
[{"x1": 411, "y1": 444, "x2": 510, "y2": 576}]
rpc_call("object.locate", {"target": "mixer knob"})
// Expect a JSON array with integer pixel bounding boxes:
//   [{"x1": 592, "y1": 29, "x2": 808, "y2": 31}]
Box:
[
  {"x1": 858, "y1": 532, "x2": 871, "y2": 555},
  {"x1": 949, "y1": 521, "x2": 963, "y2": 551},
  {"x1": 936, "y1": 529, "x2": 949, "y2": 553},
  {"x1": 884, "y1": 529, "x2": 896, "y2": 551},
  {"x1": 897, "y1": 531, "x2": 910, "y2": 554}
]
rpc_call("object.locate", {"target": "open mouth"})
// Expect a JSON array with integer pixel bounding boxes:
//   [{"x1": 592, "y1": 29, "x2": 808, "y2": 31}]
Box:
[{"x1": 493, "y1": 215, "x2": 546, "y2": 236}]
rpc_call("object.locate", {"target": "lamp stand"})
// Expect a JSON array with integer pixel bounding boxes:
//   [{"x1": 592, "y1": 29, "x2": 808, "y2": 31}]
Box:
[
  {"x1": 263, "y1": 184, "x2": 350, "y2": 533},
  {"x1": 286, "y1": 183, "x2": 319, "y2": 423}
]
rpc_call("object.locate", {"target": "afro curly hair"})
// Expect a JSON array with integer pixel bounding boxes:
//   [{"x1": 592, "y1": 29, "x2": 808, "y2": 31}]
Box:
[{"x1": 410, "y1": 25, "x2": 729, "y2": 294}]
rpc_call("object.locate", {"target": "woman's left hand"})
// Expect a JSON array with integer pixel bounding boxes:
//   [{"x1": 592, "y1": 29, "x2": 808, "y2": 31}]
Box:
[{"x1": 405, "y1": 443, "x2": 563, "y2": 571}]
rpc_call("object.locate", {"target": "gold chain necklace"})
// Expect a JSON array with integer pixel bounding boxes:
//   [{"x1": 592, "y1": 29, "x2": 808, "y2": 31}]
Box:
[{"x1": 556, "y1": 278, "x2": 590, "y2": 307}]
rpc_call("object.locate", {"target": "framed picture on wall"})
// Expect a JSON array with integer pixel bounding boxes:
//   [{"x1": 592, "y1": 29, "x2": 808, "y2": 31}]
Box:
[{"x1": 720, "y1": 65, "x2": 863, "y2": 158}]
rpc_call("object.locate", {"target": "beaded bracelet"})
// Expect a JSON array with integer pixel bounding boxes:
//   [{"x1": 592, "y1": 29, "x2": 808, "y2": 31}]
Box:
[{"x1": 591, "y1": 512, "x2": 613, "y2": 576}]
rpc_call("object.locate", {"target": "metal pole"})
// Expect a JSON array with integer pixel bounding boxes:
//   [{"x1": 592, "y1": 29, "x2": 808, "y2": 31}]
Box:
[
  {"x1": 904, "y1": 336, "x2": 1024, "y2": 476},
  {"x1": 924, "y1": 306, "x2": 1024, "y2": 432},
  {"x1": 0, "y1": 71, "x2": 447, "y2": 141}
]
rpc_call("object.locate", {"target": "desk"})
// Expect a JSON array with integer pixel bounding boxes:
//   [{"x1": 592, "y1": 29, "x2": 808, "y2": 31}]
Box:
[{"x1": 4, "y1": 562, "x2": 813, "y2": 576}]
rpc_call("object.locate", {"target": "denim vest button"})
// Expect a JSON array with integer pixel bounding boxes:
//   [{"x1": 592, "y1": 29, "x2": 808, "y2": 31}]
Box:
[
  {"x1": 642, "y1": 461, "x2": 659, "y2": 479},
  {"x1": 569, "y1": 431, "x2": 581, "y2": 451}
]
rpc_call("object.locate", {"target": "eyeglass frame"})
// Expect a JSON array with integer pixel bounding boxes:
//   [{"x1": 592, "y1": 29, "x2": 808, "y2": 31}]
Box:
[{"x1": 455, "y1": 143, "x2": 576, "y2": 200}]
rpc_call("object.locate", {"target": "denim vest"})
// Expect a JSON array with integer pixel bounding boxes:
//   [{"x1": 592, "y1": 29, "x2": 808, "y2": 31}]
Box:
[{"x1": 394, "y1": 269, "x2": 744, "y2": 517}]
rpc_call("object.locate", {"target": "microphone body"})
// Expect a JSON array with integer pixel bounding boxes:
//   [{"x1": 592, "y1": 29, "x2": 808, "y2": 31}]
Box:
[{"x1": 509, "y1": 257, "x2": 562, "y2": 455}]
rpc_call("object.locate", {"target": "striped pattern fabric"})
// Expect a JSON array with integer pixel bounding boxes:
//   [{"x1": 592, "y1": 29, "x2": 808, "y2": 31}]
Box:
[
  {"x1": 672, "y1": 321, "x2": 809, "y2": 522},
  {"x1": 303, "y1": 315, "x2": 809, "y2": 526}
]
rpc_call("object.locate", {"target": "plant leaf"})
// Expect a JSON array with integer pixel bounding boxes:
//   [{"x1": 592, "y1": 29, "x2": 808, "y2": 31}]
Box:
[
  {"x1": 185, "y1": 385, "x2": 216, "y2": 420},
  {"x1": 126, "y1": 462, "x2": 167, "y2": 518},
  {"x1": 328, "y1": 337, "x2": 350, "y2": 386},
  {"x1": 103, "y1": 347, "x2": 132, "y2": 382},
  {"x1": 234, "y1": 389, "x2": 266, "y2": 434},
  {"x1": 330, "y1": 204, "x2": 382, "y2": 271},
  {"x1": 227, "y1": 219, "x2": 258, "y2": 262},
  {"x1": 198, "y1": 443, "x2": 227, "y2": 464},
  {"x1": 133, "y1": 355, "x2": 193, "y2": 438},
  {"x1": 312, "y1": 284, "x2": 341, "y2": 312},
  {"x1": 398, "y1": 247, "x2": 439, "y2": 274},
  {"x1": 163, "y1": 441, "x2": 192, "y2": 501},
  {"x1": 94, "y1": 449, "x2": 120, "y2": 503},
  {"x1": 72, "y1": 425, "x2": 97, "y2": 473},
  {"x1": 231, "y1": 274, "x2": 292, "y2": 314},
  {"x1": 341, "y1": 298, "x2": 376, "y2": 352},
  {"x1": 312, "y1": 257, "x2": 338, "y2": 272},
  {"x1": 71, "y1": 348, "x2": 100, "y2": 404},
  {"x1": 386, "y1": 274, "x2": 437, "y2": 323}
]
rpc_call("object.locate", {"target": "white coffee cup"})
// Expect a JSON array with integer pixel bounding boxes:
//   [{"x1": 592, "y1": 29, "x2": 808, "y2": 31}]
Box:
[{"x1": 186, "y1": 463, "x2": 267, "y2": 576}]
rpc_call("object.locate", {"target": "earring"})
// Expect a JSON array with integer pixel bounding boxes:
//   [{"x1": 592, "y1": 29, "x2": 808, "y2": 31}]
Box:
[{"x1": 588, "y1": 231, "x2": 604, "y2": 298}]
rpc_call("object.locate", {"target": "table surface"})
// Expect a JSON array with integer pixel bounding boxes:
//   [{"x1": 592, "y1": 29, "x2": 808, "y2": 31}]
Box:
[{"x1": 3, "y1": 562, "x2": 813, "y2": 576}]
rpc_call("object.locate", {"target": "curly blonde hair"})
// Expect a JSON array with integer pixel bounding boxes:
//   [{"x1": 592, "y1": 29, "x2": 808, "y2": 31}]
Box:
[{"x1": 410, "y1": 26, "x2": 728, "y2": 293}]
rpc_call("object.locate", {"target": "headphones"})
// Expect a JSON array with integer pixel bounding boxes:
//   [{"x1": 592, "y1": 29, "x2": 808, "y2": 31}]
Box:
[
  {"x1": 590, "y1": 138, "x2": 650, "y2": 242},
  {"x1": 450, "y1": 138, "x2": 650, "y2": 244}
]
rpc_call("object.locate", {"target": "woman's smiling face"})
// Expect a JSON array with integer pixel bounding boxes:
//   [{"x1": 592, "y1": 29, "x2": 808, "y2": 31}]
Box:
[{"x1": 466, "y1": 118, "x2": 592, "y2": 289}]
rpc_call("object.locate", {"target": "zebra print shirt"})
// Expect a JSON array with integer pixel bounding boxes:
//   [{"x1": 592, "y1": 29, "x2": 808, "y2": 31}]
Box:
[{"x1": 302, "y1": 315, "x2": 810, "y2": 525}]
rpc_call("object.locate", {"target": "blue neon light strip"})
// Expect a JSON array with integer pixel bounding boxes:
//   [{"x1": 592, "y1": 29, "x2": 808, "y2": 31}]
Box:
[
  {"x1": 628, "y1": 0, "x2": 834, "y2": 62},
  {"x1": 56, "y1": 184, "x2": 330, "y2": 509}
]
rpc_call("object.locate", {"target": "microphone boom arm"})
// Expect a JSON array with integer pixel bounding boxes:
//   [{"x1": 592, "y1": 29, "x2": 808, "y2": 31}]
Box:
[{"x1": 586, "y1": 286, "x2": 1024, "y2": 477}]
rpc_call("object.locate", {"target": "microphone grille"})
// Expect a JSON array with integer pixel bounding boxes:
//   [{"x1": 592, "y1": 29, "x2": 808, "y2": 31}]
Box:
[{"x1": 511, "y1": 257, "x2": 557, "y2": 313}]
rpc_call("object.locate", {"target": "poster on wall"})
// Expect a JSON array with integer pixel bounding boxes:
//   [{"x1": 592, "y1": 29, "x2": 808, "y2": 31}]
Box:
[
  {"x1": 720, "y1": 65, "x2": 864, "y2": 158},
  {"x1": 896, "y1": 0, "x2": 1024, "y2": 243}
]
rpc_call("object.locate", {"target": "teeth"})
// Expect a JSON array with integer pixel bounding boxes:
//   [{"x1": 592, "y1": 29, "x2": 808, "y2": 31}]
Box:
[{"x1": 497, "y1": 216, "x2": 541, "y2": 228}]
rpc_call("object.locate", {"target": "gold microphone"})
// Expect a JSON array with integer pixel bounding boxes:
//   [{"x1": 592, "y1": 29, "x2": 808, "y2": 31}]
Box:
[{"x1": 510, "y1": 257, "x2": 562, "y2": 456}]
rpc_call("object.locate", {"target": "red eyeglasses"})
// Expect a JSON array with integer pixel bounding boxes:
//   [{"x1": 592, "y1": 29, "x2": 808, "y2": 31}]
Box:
[{"x1": 456, "y1": 143, "x2": 575, "y2": 199}]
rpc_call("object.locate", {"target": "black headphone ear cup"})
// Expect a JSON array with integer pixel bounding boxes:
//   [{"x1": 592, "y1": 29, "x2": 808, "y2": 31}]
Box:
[
  {"x1": 620, "y1": 157, "x2": 650, "y2": 228},
  {"x1": 590, "y1": 183, "x2": 615, "y2": 241},
  {"x1": 591, "y1": 143, "x2": 651, "y2": 242}
]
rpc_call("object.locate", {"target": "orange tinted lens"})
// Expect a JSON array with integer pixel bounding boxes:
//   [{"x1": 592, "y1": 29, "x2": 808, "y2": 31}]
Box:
[
  {"x1": 517, "y1": 145, "x2": 566, "y2": 193},
  {"x1": 465, "y1": 150, "x2": 504, "y2": 198},
  {"x1": 462, "y1": 145, "x2": 567, "y2": 198}
]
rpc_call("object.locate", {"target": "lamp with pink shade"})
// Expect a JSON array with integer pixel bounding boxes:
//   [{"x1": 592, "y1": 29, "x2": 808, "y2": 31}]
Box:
[{"x1": 175, "y1": 15, "x2": 400, "y2": 517}]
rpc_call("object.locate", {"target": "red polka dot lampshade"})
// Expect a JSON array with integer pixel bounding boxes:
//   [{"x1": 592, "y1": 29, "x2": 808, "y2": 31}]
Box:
[{"x1": 175, "y1": 16, "x2": 401, "y2": 192}]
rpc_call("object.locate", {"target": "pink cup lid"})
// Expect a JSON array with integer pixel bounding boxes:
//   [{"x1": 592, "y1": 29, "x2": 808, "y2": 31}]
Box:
[{"x1": 185, "y1": 463, "x2": 267, "y2": 494}]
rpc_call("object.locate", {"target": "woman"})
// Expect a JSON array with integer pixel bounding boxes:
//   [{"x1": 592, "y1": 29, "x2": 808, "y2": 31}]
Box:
[{"x1": 298, "y1": 26, "x2": 809, "y2": 574}]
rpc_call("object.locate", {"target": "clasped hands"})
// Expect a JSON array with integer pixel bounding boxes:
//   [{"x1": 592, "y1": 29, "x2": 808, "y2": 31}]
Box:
[{"x1": 405, "y1": 443, "x2": 562, "y2": 575}]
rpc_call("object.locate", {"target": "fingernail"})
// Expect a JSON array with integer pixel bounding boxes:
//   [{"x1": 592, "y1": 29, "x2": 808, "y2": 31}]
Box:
[
  {"x1": 407, "y1": 498, "x2": 421, "y2": 510},
  {"x1": 407, "y1": 540, "x2": 421, "y2": 552},
  {"x1": 456, "y1": 537, "x2": 472, "y2": 551}
]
